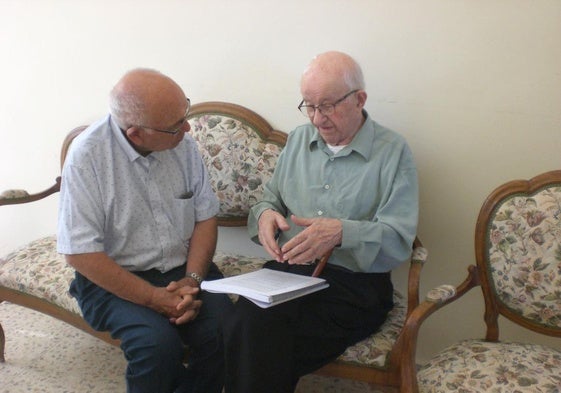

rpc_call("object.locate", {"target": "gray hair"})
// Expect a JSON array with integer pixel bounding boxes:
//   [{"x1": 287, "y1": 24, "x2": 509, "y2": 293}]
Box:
[
  {"x1": 109, "y1": 92, "x2": 145, "y2": 130},
  {"x1": 108, "y1": 68, "x2": 161, "y2": 129},
  {"x1": 342, "y1": 58, "x2": 365, "y2": 90}
]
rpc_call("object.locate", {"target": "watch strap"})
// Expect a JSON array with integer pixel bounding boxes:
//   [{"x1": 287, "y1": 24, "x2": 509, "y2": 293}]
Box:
[{"x1": 186, "y1": 271, "x2": 203, "y2": 286}]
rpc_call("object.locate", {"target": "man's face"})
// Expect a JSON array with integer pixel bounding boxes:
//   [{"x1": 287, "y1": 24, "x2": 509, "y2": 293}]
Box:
[
  {"x1": 300, "y1": 74, "x2": 364, "y2": 146},
  {"x1": 140, "y1": 103, "x2": 190, "y2": 152},
  {"x1": 134, "y1": 96, "x2": 190, "y2": 153}
]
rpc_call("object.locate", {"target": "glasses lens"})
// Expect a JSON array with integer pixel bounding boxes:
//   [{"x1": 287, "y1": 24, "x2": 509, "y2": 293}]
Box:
[
  {"x1": 298, "y1": 104, "x2": 336, "y2": 117},
  {"x1": 318, "y1": 104, "x2": 334, "y2": 116},
  {"x1": 305, "y1": 106, "x2": 316, "y2": 117}
]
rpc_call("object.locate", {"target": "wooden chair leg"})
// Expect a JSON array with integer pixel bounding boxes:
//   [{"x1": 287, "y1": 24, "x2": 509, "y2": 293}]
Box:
[{"x1": 0, "y1": 319, "x2": 5, "y2": 362}]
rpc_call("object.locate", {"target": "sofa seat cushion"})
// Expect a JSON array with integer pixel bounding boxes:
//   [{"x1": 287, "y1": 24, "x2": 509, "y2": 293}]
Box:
[
  {"x1": 213, "y1": 250, "x2": 267, "y2": 276},
  {"x1": 417, "y1": 339, "x2": 561, "y2": 392},
  {"x1": 0, "y1": 235, "x2": 81, "y2": 315},
  {"x1": 1, "y1": 237, "x2": 406, "y2": 369},
  {"x1": 335, "y1": 290, "x2": 405, "y2": 368}
]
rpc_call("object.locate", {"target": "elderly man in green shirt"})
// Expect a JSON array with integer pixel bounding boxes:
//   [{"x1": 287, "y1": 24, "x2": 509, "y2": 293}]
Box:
[{"x1": 223, "y1": 51, "x2": 419, "y2": 393}]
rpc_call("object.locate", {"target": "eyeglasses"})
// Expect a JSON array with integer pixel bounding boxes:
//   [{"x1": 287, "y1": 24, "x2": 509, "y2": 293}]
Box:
[
  {"x1": 298, "y1": 90, "x2": 359, "y2": 117},
  {"x1": 137, "y1": 98, "x2": 191, "y2": 135}
]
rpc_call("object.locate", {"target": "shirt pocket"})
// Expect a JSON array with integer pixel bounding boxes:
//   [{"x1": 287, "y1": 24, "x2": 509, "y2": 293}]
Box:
[{"x1": 170, "y1": 197, "x2": 195, "y2": 243}]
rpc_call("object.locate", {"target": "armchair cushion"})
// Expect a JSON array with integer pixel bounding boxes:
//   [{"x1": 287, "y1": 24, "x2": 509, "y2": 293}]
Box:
[{"x1": 417, "y1": 339, "x2": 561, "y2": 392}]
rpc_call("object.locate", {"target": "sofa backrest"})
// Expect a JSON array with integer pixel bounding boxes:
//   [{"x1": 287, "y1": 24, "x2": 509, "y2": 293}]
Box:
[{"x1": 187, "y1": 102, "x2": 287, "y2": 226}]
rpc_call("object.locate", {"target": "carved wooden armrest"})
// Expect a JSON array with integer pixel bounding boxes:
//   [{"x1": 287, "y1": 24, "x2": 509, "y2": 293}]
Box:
[
  {"x1": 425, "y1": 284, "x2": 457, "y2": 303},
  {"x1": 0, "y1": 178, "x2": 61, "y2": 206},
  {"x1": 425, "y1": 265, "x2": 479, "y2": 305},
  {"x1": 405, "y1": 239, "x2": 428, "y2": 315},
  {"x1": 405, "y1": 264, "x2": 481, "y2": 330}
]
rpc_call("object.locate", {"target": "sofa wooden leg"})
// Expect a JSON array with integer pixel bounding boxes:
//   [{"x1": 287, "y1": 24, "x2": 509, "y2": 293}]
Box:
[{"x1": 0, "y1": 319, "x2": 5, "y2": 362}]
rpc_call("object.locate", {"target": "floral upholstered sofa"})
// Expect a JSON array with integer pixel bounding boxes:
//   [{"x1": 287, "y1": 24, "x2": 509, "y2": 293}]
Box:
[{"x1": 0, "y1": 102, "x2": 428, "y2": 391}]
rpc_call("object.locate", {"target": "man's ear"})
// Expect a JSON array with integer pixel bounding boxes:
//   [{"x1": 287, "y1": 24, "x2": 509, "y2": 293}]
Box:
[
  {"x1": 356, "y1": 90, "x2": 367, "y2": 108},
  {"x1": 125, "y1": 126, "x2": 144, "y2": 145}
]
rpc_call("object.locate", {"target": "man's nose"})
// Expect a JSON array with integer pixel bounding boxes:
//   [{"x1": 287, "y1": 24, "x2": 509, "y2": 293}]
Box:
[{"x1": 311, "y1": 108, "x2": 327, "y2": 124}]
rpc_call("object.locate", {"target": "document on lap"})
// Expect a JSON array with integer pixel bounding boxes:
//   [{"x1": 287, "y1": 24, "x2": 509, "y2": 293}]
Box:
[{"x1": 201, "y1": 268, "x2": 329, "y2": 308}]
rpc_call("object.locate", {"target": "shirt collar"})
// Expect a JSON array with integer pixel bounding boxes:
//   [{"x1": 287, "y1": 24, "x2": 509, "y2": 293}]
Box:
[{"x1": 309, "y1": 110, "x2": 375, "y2": 160}]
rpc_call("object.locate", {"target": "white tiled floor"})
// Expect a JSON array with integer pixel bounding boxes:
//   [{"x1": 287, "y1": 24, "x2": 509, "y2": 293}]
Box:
[{"x1": 0, "y1": 302, "x2": 387, "y2": 393}]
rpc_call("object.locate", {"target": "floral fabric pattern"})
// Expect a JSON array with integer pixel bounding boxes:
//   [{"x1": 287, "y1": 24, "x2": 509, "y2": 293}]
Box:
[
  {"x1": 0, "y1": 235, "x2": 81, "y2": 315},
  {"x1": 417, "y1": 339, "x2": 561, "y2": 392},
  {"x1": 487, "y1": 187, "x2": 561, "y2": 328},
  {"x1": 189, "y1": 114, "x2": 284, "y2": 220},
  {"x1": 1, "y1": 237, "x2": 405, "y2": 369},
  {"x1": 335, "y1": 291, "x2": 405, "y2": 367},
  {"x1": 418, "y1": 183, "x2": 561, "y2": 392}
]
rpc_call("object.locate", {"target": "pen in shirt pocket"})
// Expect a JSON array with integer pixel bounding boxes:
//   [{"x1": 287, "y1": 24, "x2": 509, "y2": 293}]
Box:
[{"x1": 178, "y1": 191, "x2": 193, "y2": 199}]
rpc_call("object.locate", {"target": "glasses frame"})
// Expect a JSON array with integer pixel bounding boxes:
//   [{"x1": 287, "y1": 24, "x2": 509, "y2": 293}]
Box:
[
  {"x1": 136, "y1": 98, "x2": 191, "y2": 135},
  {"x1": 298, "y1": 90, "x2": 359, "y2": 117}
]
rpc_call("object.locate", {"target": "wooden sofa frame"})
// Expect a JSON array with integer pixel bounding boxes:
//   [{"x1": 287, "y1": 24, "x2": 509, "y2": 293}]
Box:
[{"x1": 0, "y1": 102, "x2": 428, "y2": 392}]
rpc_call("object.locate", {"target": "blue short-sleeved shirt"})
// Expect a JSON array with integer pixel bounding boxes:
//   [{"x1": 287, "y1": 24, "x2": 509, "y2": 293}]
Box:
[{"x1": 57, "y1": 114, "x2": 219, "y2": 273}]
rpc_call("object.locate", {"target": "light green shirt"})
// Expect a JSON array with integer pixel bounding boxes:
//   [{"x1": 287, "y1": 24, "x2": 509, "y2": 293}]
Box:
[{"x1": 248, "y1": 112, "x2": 419, "y2": 273}]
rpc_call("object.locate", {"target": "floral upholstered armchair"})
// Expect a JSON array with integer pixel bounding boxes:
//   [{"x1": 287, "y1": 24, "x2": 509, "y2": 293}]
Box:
[{"x1": 414, "y1": 170, "x2": 561, "y2": 392}]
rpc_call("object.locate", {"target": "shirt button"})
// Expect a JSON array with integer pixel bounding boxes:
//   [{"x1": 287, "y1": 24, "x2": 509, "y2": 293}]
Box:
[
  {"x1": 318, "y1": 210, "x2": 323, "y2": 216},
  {"x1": 324, "y1": 184, "x2": 330, "y2": 190}
]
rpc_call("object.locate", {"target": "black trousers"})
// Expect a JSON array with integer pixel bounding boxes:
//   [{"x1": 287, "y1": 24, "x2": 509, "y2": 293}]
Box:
[{"x1": 223, "y1": 261, "x2": 394, "y2": 393}]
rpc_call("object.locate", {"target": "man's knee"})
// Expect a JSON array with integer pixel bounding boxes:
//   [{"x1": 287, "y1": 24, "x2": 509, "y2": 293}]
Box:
[{"x1": 122, "y1": 323, "x2": 184, "y2": 366}]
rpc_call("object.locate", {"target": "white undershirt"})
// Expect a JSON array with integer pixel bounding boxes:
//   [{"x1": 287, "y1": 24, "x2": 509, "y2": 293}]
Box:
[{"x1": 327, "y1": 144, "x2": 347, "y2": 154}]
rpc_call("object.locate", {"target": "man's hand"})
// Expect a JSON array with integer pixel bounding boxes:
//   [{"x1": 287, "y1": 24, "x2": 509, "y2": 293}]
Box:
[
  {"x1": 167, "y1": 278, "x2": 202, "y2": 324},
  {"x1": 281, "y1": 215, "x2": 342, "y2": 265},
  {"x1": 257, "y1": 209, "x2": 291, "y2": 262},
  {"x1": 148, "y1": 282, "x2": 202, "y2": 325}
]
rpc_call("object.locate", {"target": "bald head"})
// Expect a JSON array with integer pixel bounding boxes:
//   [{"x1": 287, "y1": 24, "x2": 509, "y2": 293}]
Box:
[
  {"x1": 299, "y1": 51, "x2": 368, "y2": 146},
  {"x1": 109, "y1": 68, "x2": 187, "y2": 130},
  {"x1": 301, "y1": 51, "x2": 365, "y2": 93}
]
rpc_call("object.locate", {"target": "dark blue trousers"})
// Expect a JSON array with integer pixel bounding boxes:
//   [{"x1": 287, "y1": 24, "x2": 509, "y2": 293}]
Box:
[{"x1": 70, "y1": 262, "x2": 233, "y2": 393}]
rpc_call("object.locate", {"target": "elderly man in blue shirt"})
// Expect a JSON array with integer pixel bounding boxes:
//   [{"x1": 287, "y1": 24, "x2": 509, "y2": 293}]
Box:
[
  {"x1": 57, "y1": 68, "x2": 232, "y2": 393},
  {"x1": 223, "y1": 51, "x2": 419, "y2": 393}
]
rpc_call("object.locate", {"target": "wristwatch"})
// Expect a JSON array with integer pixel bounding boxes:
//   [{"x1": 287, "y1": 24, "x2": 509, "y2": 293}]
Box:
[{"x1": 186, "y1": 271, "x2": 203, "y2": 286}]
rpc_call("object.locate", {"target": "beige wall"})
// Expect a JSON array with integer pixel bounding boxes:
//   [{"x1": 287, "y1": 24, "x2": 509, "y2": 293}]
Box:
[{"x1": 1, "y1": 0, "x2": 560, "y2": 363}]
